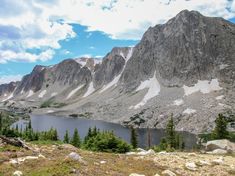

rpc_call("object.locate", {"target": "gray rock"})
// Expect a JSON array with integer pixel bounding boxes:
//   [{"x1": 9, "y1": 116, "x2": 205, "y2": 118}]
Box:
[
  {"x1": 211, "y1": 149, "x2": 228, "y2": 154},
  {"x1": 206, "y1": 139, "x2": 235, "y2": 153},
  {"x1": 212, "y1": 157, "x2": 224, "y2": 165},
  {"x1": 185, "y1": 162, "x2": 197, "y2": 171},
  {"x1": 67, "y1": 152, "x2": 83, "y2": 162},
  {"x1": 13, "y1": 171, "x2": 23, "y2": 176},
  {"x1": 161, "y1": 170, "x2": 176, "y2": 176}
]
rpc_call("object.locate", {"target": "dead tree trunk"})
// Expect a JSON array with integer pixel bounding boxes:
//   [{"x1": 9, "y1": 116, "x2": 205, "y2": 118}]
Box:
[{"x1": 0, "y1": 135, "x2": 31, "y2": 150}]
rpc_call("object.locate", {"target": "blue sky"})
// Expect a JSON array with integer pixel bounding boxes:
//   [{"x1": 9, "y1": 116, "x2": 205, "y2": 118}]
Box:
[
  {"x1": 0, "y1": 24, "x2": 138, "y2": 78},
  {"x1": 0, "y1": 0, "x2": 235, "y2": 84}
]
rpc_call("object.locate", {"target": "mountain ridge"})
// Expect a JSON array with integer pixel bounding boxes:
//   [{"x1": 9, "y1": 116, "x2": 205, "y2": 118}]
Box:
[{"x1": 0, "y1": 10, "x2": 234, "y2": 134}]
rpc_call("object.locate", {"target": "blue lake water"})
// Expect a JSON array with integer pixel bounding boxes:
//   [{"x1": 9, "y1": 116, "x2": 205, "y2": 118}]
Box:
[{"x1": 13, "y1": 114, "x2": 197, "y2": 149}]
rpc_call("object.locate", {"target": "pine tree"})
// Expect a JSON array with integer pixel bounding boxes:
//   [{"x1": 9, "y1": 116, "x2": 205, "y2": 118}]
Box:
[
  {"x1": 63, "y1": 130, "x2": 70, "y2": 143},
  {"x1": 212, "y1": 114, "x2": 229, "y2": 139},
  {"x1": 53, "y1": 129, "x2": 58, "y2": 141},
  {"x1": 28, "y1": 120, "x2": 32, "y2": 129},
  {"x1": 84, "y1": 127, "x2": 92, "y2": 144},
  {"x1": 71, "y1": 128, "x2": 81, "y2": 148},
  {"x1": 147, "y1": 128, "x2": 151, "y2": 149},
  {"x1": 166, "y1": 114, "x2": 176, "y2": 148},
  {"x1": 0, "y1": 113, "x2": 2, "y2": 133},
  {"x1": 15, "y1": 124, "x2": 19, "y2": 132},
  {"x1": 130, "y1": 127, "x2": 138, "y2": 149},
  {"x1": 92, "y1": 126, "x2": 97, "y2": 137}
]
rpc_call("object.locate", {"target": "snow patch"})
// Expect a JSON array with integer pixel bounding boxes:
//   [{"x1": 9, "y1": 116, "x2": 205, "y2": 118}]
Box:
[
  {"x1": 183, "y1": 108, "x2": 196, "y2": 114},
  {"x1": 75, "y1": 59, "x2": 87, "y2": 67},
  {"x1": 120, "y1": 51, "x2": 125, "y2": 58},
  {"x1": 38, "y1": 90, "x2": 47, "y2": 98},
  {"x1": 173, "y1": 99, "x2": 184, "y2": 106},
  {"x1": 183, "y1": 79, "x2": 222, "y2": 96},
  {"x1": 100, "y1": 74, "x2": 121, "y2": 93},
  {"x1": 219, "y1": 64, "x2": 229, "y2": 70},
  {"x1": 66, "y1": 84, "x2": 84, "y2": 99},
  {"x1": 47, "y1": 110, "x2": 54, "y2": 113},
  {"x1": 27, "y1": 90, "x2": 34, "y2": 98},
  {"x1": 126, "y1": 47, "x2": 133, "y2": 61},
  {"x1": 83, "y1": 82, "x2": 95, "y2": 97},
  {"x1": 216, "y1": 95, "x2": 224, "y2": 100},
  {"x1": 51, "y1": 92, "x2": 58, "y2": 97},
  {"x1": 131, "y1": 72, "x2": 160, "y2": 109},
  {"x1": 2, "y1": 92, "x2": 14, "y2": 102},
  {"x1": 99, "y1": 48, "x2": 134, "y2": 93},
  {"x1": 3, "y1": 94, "x2": 7, "y2": 97}
]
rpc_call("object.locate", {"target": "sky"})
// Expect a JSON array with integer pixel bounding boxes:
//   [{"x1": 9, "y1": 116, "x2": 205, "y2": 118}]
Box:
[{"x1": 0, "y1": 0, "x2": 235, "y2": 84}]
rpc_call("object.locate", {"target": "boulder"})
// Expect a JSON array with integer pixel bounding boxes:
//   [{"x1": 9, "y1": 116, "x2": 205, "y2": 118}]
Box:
[
  {"x1": 185, "y1": 162, "x2": 197, "y2": 171},
  {"x1": 211, "y1": 149, "x2": 228, "y2": 154},
  {"x1": 161, "y1": 170, "x2": 176, "y2": 176},
  {"x1": 67, "y1": 152, "x2": 83, "y2": 162},
  {"x1": 206, "y1": 140, "x2": 235, "y2": 153}
]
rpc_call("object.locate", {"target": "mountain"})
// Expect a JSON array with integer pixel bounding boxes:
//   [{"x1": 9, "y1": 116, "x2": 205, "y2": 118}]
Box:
[{"x1": 0, "y1": 10, "x2": 234, "y2": 133}]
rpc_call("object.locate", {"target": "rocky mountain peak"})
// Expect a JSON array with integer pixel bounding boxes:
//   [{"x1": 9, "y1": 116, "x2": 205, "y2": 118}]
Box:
[{"x1": 75, "y1": 57, "x2": 102, "y2": 71}]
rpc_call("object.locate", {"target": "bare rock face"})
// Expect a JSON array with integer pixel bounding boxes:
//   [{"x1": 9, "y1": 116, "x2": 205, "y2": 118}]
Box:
[
  {"x1": 121, "y1": 10, "x2": 235, "y2": 91},
  {"x1": 0, "y1": 10, "x2": 234, "y2": 134},
  {"x1": 206, "y1": 139, "x2": 235, "y2": 153},
  {"x1": 45, "y1": 59, "x2": 92, "y2": 86},
  {"x1": 0, "y1": 82, "x2": 18, "y2": 96},
  {"x1": 14, "y1": 65, "x2": 46, "y2": 95},
  {"x1": 93, "y1": 47, "x2": 132, "y2": 88}
]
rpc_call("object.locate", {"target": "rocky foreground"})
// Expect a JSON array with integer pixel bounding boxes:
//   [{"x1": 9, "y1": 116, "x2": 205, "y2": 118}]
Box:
[{"x1": 0, "y1": 142, "x2": 235, "y2": 176}]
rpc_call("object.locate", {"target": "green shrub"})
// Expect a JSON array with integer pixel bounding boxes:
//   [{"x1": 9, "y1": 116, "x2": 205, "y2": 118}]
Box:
[
  {"x1": 40, "y1": 100, "x2": 53, "y2": 108},
  {"x1": 83, "y1": 128, "x2": 131, "y2": 153}
]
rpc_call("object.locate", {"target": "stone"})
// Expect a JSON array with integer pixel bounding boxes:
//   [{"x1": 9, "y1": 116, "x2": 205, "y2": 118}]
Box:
[
  {"x1": 13, "y1": 171, "x2": 23, "y2": 176},
  {"x1": 158, "y1": 151, "x2": 168, "y2": 155},
  {"x1": 185, "y1": 162, "x2": 197, "y2": 171},
  {"x1": 187, "y1": 153, "x2": 197, "y2": 156},
  {"x1": 212, "y1": 157, "x2": 224, "y2": 165},
  {"x1": 211, "y1": 149, "x2": 228, "y2": 154},
  {"x1": 137, "y1": 149, "x2": 155, "y2": 156},
  {"x1": 198, "y1": 160, "x2": 211, "y2": 166},
  {"x1": 100, "y1": 160, "x2": 107, "y2": 164},
  {"x1": 161, "y1": 170, "x2": 176, "y2": 176},
  {"x1": 67, "y1": 152, "x2": 82, "y2": 162},
  {"x1": 38, "y1": 154, "x2": 46, "y2": 158},
  {"x1": 129, "y1": 174, "x2": 145, "y2": 176},
  {"x1": 206, "y1": 140, "x2": 235, "y2": 153}
]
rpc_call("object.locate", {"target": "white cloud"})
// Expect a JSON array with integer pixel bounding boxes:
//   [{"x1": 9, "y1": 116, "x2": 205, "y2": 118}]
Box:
[
  {"x1": 78, "y1": 54, "x2": 92, "y2": 58},
  {"x1": 0, "y1": 0, "x2": 234, "y2": 65},
  {"x1": 0, "y1": 74, "x2": 22, "y2": 84},
  {"x1": 95, "y1": 55, "x2": 104, "y2": 58},
  {"x1": 45, "y1": 0, "x2": 234, "y2": 39},
  {"x1": 232, "y1": 0, "x2": 235, "y2": 12},
  {"x1": 0, "y1": 49, "x2": 55, "y2": 63},
  {"x1": 0, "y1": 0, "x2": 75, "y2": 63}
]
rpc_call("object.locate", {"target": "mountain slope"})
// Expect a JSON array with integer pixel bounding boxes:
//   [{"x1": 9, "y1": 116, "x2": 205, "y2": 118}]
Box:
[{"x1": 0, "y1": 10, "x2": 234, "y2": 133}]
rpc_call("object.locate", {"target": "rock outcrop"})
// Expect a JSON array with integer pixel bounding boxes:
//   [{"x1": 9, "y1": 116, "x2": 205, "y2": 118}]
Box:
[
  {"x1": 206, "y1": 139, "x2": 235, "y2": 153},
  {"x1": 0, "y1": 10, "x2": 234, "y2": 134}
]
